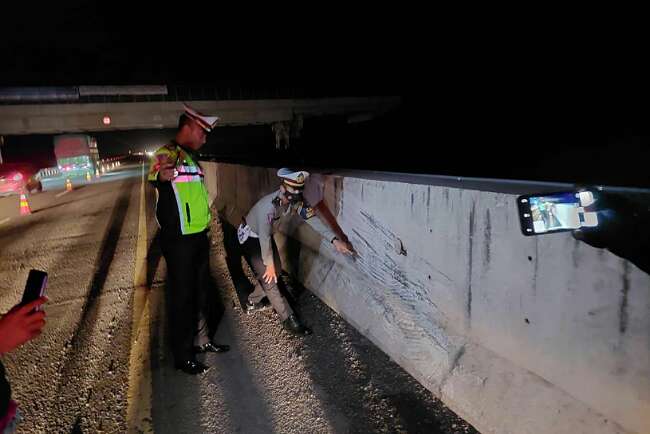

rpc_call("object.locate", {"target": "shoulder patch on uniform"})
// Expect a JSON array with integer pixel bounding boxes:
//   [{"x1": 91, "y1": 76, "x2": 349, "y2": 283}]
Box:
[{"x1": 298, "y1": 204, "x2": 315, "y2": 220}]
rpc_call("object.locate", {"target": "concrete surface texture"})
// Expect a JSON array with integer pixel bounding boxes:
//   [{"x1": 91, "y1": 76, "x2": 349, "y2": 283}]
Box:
[{"x1": 203, "y1": 162, "x2": 650, "y2": 434}]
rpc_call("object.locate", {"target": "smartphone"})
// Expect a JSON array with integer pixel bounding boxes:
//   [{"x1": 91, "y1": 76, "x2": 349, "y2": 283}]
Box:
[
  {"x1": 517, "y1": 191, "x2": 599, "y2": 236},
  {"x1": 20, "y1": 269, "x2": 48, "y2": 309}
]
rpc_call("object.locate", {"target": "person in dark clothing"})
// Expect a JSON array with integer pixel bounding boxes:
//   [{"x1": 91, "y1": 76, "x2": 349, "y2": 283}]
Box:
[
  {"x1": 0, "y1": 297, "x2": 47, "y2": 432},
  {"x1": 148, "y1": 104, "x2": 229, "y2": 375},
  {"x1": 573, "y1": 191, "x2": 650, "y2": 275}
]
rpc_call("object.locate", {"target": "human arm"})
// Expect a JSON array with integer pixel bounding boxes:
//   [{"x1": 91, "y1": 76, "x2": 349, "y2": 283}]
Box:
[{"x1": 0, "y1": 297, "x2": 47, "y2": 355}]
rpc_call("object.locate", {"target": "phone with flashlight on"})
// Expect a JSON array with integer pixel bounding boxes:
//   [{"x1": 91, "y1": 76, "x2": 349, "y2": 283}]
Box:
[{"x1": 517, "y1": 190, "x2": 599, "y2": 236}]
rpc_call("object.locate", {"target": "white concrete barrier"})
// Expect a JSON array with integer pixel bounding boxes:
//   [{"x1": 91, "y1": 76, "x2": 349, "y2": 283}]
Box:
[{"x1": 202, "y1": 161, "x2": 650, "y2": 434}]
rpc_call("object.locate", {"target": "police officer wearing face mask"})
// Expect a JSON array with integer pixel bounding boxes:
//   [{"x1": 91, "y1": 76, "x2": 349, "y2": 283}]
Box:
[{"x1": 236, "y1": 169, "x2": 342, "y2": 335}]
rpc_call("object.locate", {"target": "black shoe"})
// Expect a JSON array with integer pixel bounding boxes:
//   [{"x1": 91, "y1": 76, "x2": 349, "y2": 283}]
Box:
[
  {"x1": 194, "y1": 342, "x2": 230, "y2": 354},
  {"x1": 282, "y1": 314, "x2": 312, "y2": 336},
  {"x1": 175, "y1": 359, "x2": 209, "y2": 375},
  {"x1": 246, "y1": 298, "x2": 271, "y2": 314}
]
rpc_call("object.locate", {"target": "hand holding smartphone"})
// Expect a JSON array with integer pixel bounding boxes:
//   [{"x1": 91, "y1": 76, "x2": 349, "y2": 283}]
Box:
[
  {"x1": 0, "y1": 270, "x2": 48, "y2": 354},
  {"x1": 517, "y1": 189, "x2": 650, "y2": 274}
]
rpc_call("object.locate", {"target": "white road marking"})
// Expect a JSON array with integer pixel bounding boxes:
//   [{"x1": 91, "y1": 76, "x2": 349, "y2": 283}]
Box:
[{"x1": 127, "y1": 162, "x2": 154, "y2": 433}]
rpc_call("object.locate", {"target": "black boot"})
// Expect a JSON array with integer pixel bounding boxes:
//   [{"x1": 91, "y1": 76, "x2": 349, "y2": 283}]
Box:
[
  {"x1": 246, "y1": 298, "x2": 271, "y2": 314},
  {"x1": 282, "y1": 314, "x2": 312, "y2": 336},
  {"x1": 194, "y1": 342, "x2": 230, "y2": 354},
  {"x1": 175, "y1": 359, "x2": 209, "y2": 375}
]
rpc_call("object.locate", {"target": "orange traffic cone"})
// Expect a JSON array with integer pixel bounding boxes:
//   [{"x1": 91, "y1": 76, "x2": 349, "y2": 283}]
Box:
[
  {"x1": 19, "y1": 192, "x2": 31, "y2": 216},
  {"x1": 65, "y1": 178, "x2": 73, "y2": 192}
]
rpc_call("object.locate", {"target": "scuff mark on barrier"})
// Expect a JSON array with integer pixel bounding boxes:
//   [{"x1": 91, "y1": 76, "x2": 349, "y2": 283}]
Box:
[
  {"x1": 619, "y1": 260, "x2": 630, "y2": 334},
  {"x1": 360, "y1": 210, "x2": 398, "y2": 247},
  {"x1": 421, "y1": 259, "x2": 455, "y2": 285},
  {"x1": 352, "y1": 229, "x2": 378, "y2": 255},
  {"x1": 468, "y1": 202, "x2": 475, "y2": 321},
  {"x1": 397, "y1": 238, "x2": 407, "y2": 256},
  {"x1": 484, "y1": 209, "x2": 491, "y2": 267},
  {"x1": 532, "y1": 237, "x2": 539, "y2": 296},
  {"x1": 450, "y1": 345, "x2": 466, "y2": 372},
  {"x1": 318, "y1": 260, "x2": 337, "y2": 289},
  {"x1": 355, "y1": 210, "x2": 427, "y2": 306},
  {"x1": 572, "y1": 237, "x2": 581, "y2": 269},
  {"x1": 352, "y1": 225, "x2": 444, "y2": 322},
  {"x1": 437, "y1": 344, "x2": 467, "y2": 395}
]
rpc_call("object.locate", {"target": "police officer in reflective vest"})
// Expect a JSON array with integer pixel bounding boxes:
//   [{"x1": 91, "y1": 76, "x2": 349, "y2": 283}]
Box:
[
  {"x1": 237, "y1": 169, "x2": 352, "y2": 335},
  {"x1": 148, "y1": 104, "x2": 229, "y2": 375}
]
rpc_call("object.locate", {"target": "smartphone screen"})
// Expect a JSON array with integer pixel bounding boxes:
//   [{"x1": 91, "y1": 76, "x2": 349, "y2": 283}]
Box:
[
  {"x1": 518, "y1": 191, "x2": 598, "y2": 235},
  {"x1": 21, "y1": 269, "x2": 48, "y2": 309}
]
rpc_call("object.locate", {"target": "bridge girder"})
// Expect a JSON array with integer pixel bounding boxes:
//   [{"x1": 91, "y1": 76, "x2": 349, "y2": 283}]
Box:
[{"x1": 0, "y1": 97, "x2": 400, "y2": 136}]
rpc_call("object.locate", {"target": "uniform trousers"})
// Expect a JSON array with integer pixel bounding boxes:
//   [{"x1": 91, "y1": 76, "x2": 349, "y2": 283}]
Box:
[
  {"x1": 240, "y1": 237, "x2": 293, "y2": 321},
  {"x1": 160, "y1": 229, "x2": 223, "y2": 364}
]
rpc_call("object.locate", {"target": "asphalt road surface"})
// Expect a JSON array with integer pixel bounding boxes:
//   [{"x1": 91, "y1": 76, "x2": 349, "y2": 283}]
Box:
[{"x1": 0, "y1": 161, "x2": 478, "y2": 433}]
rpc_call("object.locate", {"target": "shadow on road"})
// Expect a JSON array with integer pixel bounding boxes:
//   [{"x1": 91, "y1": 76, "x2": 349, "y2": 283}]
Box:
[
  {"x1": 54, "y1": 179, "x2": 132, "y2": 431},
  {"x1": 285, "y1": 266, "x2": 470, "y2": 434}
]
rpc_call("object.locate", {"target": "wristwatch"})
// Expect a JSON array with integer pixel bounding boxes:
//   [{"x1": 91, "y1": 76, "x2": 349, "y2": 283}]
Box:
[{"x1": 330, "y1": 236, "x2": 338, "y2": 244}]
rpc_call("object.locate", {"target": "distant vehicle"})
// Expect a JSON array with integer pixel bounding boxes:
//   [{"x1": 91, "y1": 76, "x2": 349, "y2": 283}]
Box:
[
  {"x1": 54, "y1": 134, "x2": 99, "y2": 178},
  {"x1": 0, "y1": 163, "x2": 42, "y2": 196}
]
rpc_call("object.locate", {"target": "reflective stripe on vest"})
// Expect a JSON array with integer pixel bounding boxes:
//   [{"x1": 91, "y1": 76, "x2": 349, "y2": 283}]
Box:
[
  {"x1": 174, "y1": 174, "x2": 203, "y2": 183},
  {"x1": 177, "y1": 165, "x2": 202, "y2": 174}
]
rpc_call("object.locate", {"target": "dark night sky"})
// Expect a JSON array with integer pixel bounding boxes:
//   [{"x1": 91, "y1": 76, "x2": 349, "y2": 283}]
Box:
[
  {"x1": 0, "y1": 2, "x2": 405, "y2": 90},
  {"x1": 1, "y1": 6, "x2": 649, "y2": 187}
]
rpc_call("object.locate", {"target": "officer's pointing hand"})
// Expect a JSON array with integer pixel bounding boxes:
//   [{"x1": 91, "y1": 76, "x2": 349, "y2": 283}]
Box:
[
  {"x1": 333, "y1": 239, "x2": 356, "y2": 256},
  {"x1": 158, "y1": 162, "x2": 176, "y2": 182},
  {"x1": 263, "y1": 264, "x2": 277, "y2": 284}
]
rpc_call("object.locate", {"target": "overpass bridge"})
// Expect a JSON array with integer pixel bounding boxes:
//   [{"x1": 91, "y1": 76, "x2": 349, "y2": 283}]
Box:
[{"x1": 0, "y1": 85, "x2": 400, "y2": 136}]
